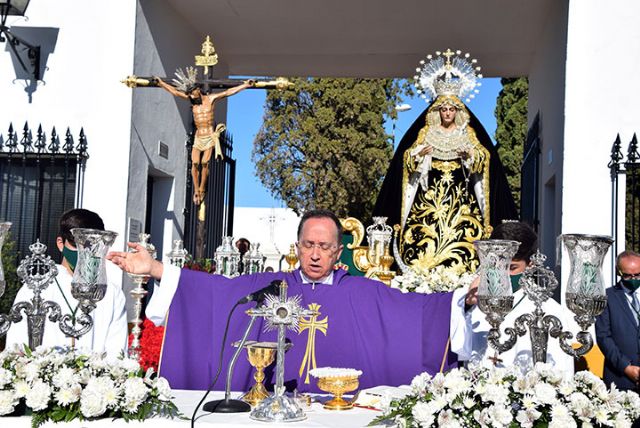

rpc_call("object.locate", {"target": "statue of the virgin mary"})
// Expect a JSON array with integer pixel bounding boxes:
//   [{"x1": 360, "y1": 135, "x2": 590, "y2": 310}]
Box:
[{"x1": 373, "y1": 49, "x2": 517, "y2": 275}]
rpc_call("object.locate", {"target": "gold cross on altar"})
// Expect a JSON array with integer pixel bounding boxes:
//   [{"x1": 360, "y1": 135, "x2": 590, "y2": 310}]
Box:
[{"x1": 298, "y1": 303, "x2": 328, "y2": 384}]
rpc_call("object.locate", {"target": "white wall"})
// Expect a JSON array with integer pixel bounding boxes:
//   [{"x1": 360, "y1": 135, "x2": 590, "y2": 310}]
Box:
[
  {"x1": 562, "y1": 0, "x2": 640, "y2": 282},
  {"x1": 0, "y1": 0, "x2": 137, "y2": 287},
  {"x1": 527, "y1": 0, "x2": 569, "y2": 270}
]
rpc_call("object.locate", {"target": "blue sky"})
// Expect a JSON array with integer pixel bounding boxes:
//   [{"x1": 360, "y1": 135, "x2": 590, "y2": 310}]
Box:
[{"x1": 226, "y1": 77, "x2": 503, "y2": 208}]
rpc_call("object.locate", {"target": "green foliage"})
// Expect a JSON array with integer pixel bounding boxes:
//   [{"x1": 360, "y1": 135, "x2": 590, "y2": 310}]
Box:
[
  {"x1": 253, "y1": 78, "x2": 410, "y2": 220},
  {"x1": 0, "y1": 234, "x2": 20, "y2": 351},
  {"x1": 495, "y1": 77, "x2": 529, "y2": 211}
]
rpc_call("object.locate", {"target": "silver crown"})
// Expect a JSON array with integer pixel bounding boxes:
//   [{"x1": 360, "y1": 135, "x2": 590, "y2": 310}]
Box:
[
  {"x1": 413, "y1": 48, "x2": 483, "y2": 104},
  {"x1": 28, "y1": 239, "x2": 47, "y2": 255}
]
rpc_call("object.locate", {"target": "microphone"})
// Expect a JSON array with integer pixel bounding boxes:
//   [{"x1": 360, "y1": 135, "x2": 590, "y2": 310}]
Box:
[{"x1": 236, "y1": 280, "x2": 280, "y2": 305}]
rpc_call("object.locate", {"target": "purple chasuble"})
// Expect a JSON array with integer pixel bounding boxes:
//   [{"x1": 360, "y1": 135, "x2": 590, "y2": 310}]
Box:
[{"x1": 158, "y1": 269, "x2": 456, "y2": 393}]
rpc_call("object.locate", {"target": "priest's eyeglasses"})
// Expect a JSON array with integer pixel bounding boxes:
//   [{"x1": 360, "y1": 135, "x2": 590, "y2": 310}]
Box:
[
  {"x1": 621, "y1": 272, "x2": 640, "y2": 280},
  {"x1": 297, "y1": 240, "x2": 338, "y2": 253}
]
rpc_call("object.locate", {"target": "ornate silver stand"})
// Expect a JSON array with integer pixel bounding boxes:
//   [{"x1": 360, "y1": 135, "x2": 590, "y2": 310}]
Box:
[
  {"x1": 128, "y1": 233, "x2": 156, "y2": 360},
  {"x1": 0, "y1": 228, "x2": 117, "y2": 348},
  {"x1": 247, "y1": 281, "x2": 316, "y2": 422},
  {"x1": 476, "y1": 234, "x2": 613, "y2": 364}
]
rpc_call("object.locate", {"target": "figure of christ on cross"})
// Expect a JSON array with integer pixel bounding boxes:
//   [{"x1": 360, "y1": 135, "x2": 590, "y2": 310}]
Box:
[{"x1": 155, "y1": 77, "x2": 255, "y2": 205}]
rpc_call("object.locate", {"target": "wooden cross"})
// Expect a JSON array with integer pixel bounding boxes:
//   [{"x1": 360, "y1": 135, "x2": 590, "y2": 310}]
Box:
[
  {"x1": 487, "y1": 351, "x2": 503, "y2": 366},
  {"x1": 298, "y1": 303, "x2": 329, "y2": 384}
]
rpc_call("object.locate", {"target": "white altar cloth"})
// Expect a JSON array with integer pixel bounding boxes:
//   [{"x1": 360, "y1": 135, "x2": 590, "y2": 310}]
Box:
[{"x1": 3, "y1": 389, "x2": 381, "y2": 427}]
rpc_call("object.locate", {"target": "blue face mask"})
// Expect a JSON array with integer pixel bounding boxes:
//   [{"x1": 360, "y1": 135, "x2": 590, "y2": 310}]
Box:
[
  {"x1": 510, "y1": 273, "x2": 523, "y2": 292},
  {"x1": 62, "y1": 246, "x2": 78, "y2": 271}
]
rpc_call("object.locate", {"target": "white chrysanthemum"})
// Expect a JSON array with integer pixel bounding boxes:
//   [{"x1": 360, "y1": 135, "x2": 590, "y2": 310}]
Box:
[
  {"x1": 614, "y1": 416, "x2": 631, "y2": 428},
  {"x1": 0, "y1": 390, "x2": 18, "y2": 415},
  {"x1": 23, "y1": 361, "x2": 41, "y2": 382},
  {"x1": 437, "y1": 409, "x2": 461, "y2": 428},
  {"x1": 521, "y1": 394, "x2": 538, "y2": 411},
  {"x1": 80, "y1": 390, "x2": 107, "y2": 418},
  {"x1": 52, "y1": 366, "x2": 78, "y2": 388},
  {"x1": 594, "y1": 407, "x2": 611, "y2": 425},
  {"x1": 13, "y1": 380, "x2": 30, "y2": 399},
  {"x1": 124, "y1": 377, "x2": 148, "y2": 405},
  {"x1": 443, "y1": 370, "x2": 471, "y2": 396},
  {"x1": 120, "y1": 358, "x2": 141, "y2": 374},
  {"x1": 25, "y1": 380, "x2": 52, "y2": 411},
  {"x1": 484, "y1": 384, "x2": 509, "y2": 405},
  {"x1": 462, "y1": 395, "x2": 475, "y2": 409},
  {"x1": 108, "y1": 365, "x2": 126, "y2": 381},
  {"x1": 549, "y1": 404, "x2": 576, "y2": 427},
  {"x1": 559, "y1": 380, "x2": 576, "y2": 396},
  {"x1": 412, "y1": 401, "x2": 435, "y2": 426},
  {"x1": 534, "y1": 382, "x2": 557, "y2": 405},
  {"x1": 489, "y1": 404, "x2": 513, "y2": 426},
  {"x1": 0, "y1": 367, "x2": 12, "y2": 388},
  {"x1": 516, "y1": 408, "x2": 542, "y2": 428},
  {"x1": 154, "y1": 377, "x2": 173, "y2": 401},
  {"x1": 54, "y1": 384, "x2": 81, "y2": 406}
]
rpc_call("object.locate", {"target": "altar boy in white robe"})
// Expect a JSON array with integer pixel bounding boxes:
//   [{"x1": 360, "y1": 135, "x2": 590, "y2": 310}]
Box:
[
  {"x1": 6, "y1": 209, "x2": 128, "y2": 357},
  {"x1": 466, "y1": 221, "x2": 576, "y2": 374}
]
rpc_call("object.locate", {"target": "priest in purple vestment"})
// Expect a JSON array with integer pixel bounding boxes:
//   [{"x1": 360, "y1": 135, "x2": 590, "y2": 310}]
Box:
[{"x1": 108, "y1": 210, "x2": 474, "y2": 393}]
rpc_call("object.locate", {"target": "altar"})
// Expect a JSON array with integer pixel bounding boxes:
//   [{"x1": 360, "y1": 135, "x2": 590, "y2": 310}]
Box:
[{"x1": 3, "y1": 390, "x2": 380, "y2": 428}]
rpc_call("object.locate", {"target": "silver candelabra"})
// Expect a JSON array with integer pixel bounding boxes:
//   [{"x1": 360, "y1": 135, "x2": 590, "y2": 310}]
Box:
[
  {"x1": 0, "y1": 226, "x2": 117, "y2": 348},
  {"x1": 475, "y1": 234, "x2": 613, "y2": 365},
  {"x1": 128, "y1": 233, "x2": 156, "y2": 360}
]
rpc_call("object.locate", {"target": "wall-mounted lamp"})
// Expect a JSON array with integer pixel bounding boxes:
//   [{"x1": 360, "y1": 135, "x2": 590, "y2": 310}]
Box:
[{"x1": 0, "y1": 0, "x2": 40, "y2": 81}]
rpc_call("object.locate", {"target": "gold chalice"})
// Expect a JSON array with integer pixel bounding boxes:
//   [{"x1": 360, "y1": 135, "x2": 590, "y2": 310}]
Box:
[
  {"x1": 241, "y1": 342, "x2": 277, "y2": 406},
  {"x1": 317, "y1": 374, "x2": 360, "y2": 410}
]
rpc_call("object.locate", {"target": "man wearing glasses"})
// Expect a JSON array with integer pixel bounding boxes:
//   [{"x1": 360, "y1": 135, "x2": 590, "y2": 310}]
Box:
[
  {"x1": 596, "y1": 250, "x2": 640, "y2": 393},
  {"x1": 108, "y1": 209, "x2": 475, "y2": 393}
]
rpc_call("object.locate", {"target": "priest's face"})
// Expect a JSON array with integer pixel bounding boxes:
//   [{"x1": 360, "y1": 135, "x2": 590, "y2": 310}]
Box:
[{"x1": 297, "y1": 217, "x2": 344, "y2": 282}]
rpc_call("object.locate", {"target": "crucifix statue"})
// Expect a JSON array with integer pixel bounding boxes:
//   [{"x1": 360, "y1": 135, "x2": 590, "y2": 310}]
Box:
[{"x1": 122, "y1": 36, "x2": 292, "y2": 206}]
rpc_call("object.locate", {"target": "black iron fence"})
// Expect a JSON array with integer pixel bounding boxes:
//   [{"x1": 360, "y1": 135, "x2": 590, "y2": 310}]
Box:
[
  {"x1": 608, "y1": 133, "x2": 640, "y2": 270},
  {"x1": 183, "y1": 130, "x2": 236, "y2": 260},
  {"x1": 0, "y1": 122, "x2": 88, "y2": 259},
  {"x1": 521, "y1": 113, "x2": 541, "y2": 231}
]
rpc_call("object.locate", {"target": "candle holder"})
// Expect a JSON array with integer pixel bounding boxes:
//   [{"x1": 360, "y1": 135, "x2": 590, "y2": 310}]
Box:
[
  {"x1": 128, "y1": 233, "x2": 156, "y2": 360},
  {"x1": 214, "y1": 236, "x2": 240, "y2": 277},
  {"x1": 166, "y1": 239, "x2": 188, "y2": 267},
  {"x1": 476, "y1": 234, "x2": 612, "y2": 365}
]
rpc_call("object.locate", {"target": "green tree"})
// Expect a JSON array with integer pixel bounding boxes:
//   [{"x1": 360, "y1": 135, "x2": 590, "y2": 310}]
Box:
[
  {"x1": 253, "y1": 78, "x2": 409, "y2": 220},
  {"x1": 494, "y1": 77, "x2": 528, "y2": 211}
]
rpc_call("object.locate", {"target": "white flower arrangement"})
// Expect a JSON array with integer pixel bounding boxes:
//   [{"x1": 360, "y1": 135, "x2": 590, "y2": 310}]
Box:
[
  {"x1": 0, "y1": 345, "x2": 183, "y2": 427},
  {"x1": 391, "y1": 265, "x2": 475, "y2": 294},
  {"x1": 370, "y1": 364, "x2": 640, "y2": 428}
]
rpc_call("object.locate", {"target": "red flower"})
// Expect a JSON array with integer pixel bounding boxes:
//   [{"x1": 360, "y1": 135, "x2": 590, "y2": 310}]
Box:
[{"x1": 128, "y1": 318, "x2": 165, "y2": 372}]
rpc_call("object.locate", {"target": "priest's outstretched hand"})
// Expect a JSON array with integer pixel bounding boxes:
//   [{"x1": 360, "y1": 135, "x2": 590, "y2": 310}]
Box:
[
  {"x1": 465, "y1": 277, "x2": 479, "y2": 311},
  {"x1": 107, "y1": 243, "x2": 164, "y2": 280}
]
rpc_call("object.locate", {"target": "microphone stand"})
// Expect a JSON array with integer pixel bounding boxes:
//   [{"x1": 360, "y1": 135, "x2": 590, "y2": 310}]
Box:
[{"x1": 203, "y1": 314, "x2": 257, "y2": 413}]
